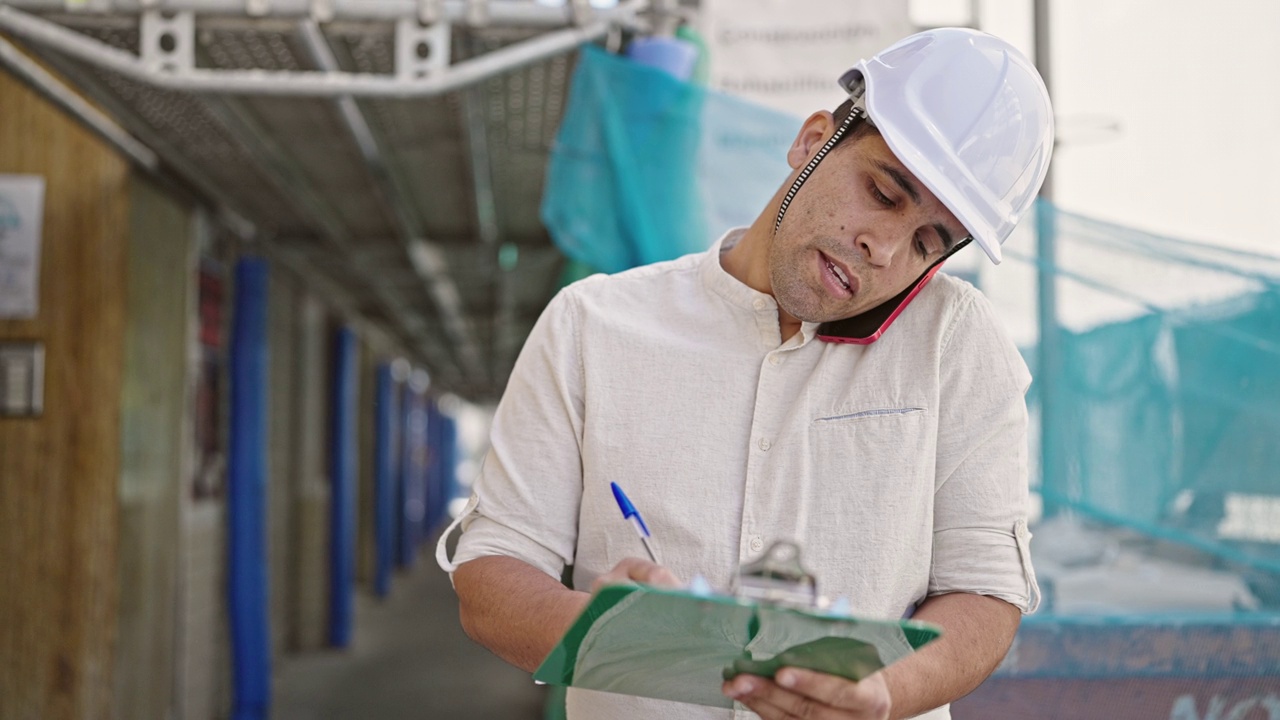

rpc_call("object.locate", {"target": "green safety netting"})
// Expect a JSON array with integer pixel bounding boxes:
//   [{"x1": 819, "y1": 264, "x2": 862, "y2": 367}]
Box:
[{"x1": 542, "y1": 45, "x2": 1280, "y2": 626}]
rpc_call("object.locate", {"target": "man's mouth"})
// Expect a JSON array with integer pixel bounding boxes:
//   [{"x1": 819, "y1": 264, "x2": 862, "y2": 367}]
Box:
[{"x1": 821, "y1": 252, "x2": 853, "y2": 295}]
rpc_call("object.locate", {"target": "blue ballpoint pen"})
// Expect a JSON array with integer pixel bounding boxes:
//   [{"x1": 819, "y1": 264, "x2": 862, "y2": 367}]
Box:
[{"x1": 610, "y1": 482, "x2": 659, "y2": 564}]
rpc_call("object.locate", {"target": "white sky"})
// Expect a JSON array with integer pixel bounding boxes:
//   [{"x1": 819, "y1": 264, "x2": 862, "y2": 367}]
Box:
[{"x1": 978, "y1": 0, "x2": 1280, "y2": 254}]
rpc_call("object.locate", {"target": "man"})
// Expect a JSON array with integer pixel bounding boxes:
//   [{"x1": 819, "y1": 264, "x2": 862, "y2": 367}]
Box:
[{"x1": 437, "y1": 28, "x2": 1052, "y2": 719}]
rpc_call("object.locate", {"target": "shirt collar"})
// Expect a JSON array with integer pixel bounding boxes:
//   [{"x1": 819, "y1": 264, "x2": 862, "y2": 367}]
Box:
[{"x1": 699, "y1": 229, "x2": 821, "y2": 345}]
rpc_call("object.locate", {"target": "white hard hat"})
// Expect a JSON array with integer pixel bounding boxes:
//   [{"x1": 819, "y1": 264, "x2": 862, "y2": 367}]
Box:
[{"x1": 840, "y1": 28, "x2": 1054, "y2": 265}]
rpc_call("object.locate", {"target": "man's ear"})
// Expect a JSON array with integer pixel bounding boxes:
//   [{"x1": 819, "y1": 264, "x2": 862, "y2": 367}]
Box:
[{"x1": 786, "y1": 111, "x2": 837, "y2": 170}]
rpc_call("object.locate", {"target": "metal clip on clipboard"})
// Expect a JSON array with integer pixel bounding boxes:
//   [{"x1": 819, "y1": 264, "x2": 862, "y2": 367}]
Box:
[{"x1": 735, "y1": 540, "x2": 823, "y2": 610}]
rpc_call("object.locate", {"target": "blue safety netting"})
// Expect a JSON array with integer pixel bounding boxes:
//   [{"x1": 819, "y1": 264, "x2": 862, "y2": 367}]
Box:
[{"x1": 541, "y1": 45, "x2": 1280, "y2": 626}]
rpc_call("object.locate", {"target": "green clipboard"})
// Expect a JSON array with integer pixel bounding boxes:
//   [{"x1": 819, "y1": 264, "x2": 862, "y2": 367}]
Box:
[{"x1": 532, "y1": 583, "x2": 942, "y2": 708}]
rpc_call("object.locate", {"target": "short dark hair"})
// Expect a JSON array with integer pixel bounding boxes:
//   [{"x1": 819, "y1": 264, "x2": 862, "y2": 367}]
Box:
[{"x1": 830, "y1": 98, "x2": 880, "y2": 149}]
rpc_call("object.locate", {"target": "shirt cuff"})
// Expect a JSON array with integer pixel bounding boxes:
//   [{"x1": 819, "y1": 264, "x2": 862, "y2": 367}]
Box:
[
  {"x1": 929, "y1": 519, "x2": 1041, "y2": 613},
  {"x1": 444, "y1": 512, "x2": 568, "y2": 583}
]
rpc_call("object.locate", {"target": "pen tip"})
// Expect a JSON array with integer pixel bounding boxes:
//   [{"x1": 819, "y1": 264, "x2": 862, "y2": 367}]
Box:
[{"x1": 610, "y1": 482, "x2": 634, "y2": 515}]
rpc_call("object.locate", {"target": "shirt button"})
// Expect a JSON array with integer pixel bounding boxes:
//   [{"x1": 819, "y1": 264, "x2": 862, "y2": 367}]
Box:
[
  {"x1": 758, "y1": 438, "x2": 771, "y2": 451},
  {"x1": 752, "y1": 298, "x2": 767, "y2": 310},
  {"x1": 768, "y1": 355, "x2": 782, "y2": 366},
  {"x1": 749, "y1": 535, "x2": 764, "y2": 552}
]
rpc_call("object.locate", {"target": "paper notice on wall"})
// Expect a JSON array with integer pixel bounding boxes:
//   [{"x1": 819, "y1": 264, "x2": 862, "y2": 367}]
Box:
[
  {"x1": 0, "y1": 175, "x2": 46, "y2": 319},
  {"x1": 699, "y1": 0, "x2": 913, "y2": 118}
]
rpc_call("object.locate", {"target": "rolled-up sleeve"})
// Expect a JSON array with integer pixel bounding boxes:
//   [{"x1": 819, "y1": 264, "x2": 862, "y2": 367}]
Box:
[
  {"x1": 929, "y1": 293, "x2": 1041, "y2": 613},
  {"x1": 437, "y1": 287, "x2": 587, "y2": 582}
]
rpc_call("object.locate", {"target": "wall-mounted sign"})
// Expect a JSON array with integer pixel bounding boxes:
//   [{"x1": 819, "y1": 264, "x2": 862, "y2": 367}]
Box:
[
  {"x1": 0, "y1": 175, "x2": 46, "y2": 319},
  {"x1": 699, "y1": 0, "x2": 912, "y2": 118}
]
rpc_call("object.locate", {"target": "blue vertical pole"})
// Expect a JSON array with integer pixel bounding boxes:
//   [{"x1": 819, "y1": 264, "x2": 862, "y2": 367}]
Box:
[
  {"x1": 228, "y1": 258, "x2": 271, "y2": 720},
  {"x1": 373, "y1": 363, "x2": 396, "y2": 598},
  {"x1": 329, "y1": 328, "x2": 358, "y2": 647}
]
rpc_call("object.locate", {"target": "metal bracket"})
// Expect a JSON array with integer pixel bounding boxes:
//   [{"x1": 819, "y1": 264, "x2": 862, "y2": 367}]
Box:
[
  {"x1": 394, "y1": 17, "x2": 449, "y2": 80},
  {"x1": 140, "y1": 9, "x2": 194, "y2": 73}
]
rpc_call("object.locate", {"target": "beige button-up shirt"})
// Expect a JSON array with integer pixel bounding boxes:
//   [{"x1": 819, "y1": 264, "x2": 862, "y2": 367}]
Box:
[{"x1": 439, "y1": 230, "x2": 1039, "y2": 719}]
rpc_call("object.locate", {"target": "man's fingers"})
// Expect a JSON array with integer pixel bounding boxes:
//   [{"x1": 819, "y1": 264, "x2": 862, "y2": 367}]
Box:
[
  {"x1": 638, "y1": 562, "x2": 681, "y2": 587},
  {"x1": 591, "y1": 557, "x2": 681, "y2": 592},
  {"x1": 723, "y1": 675, "x2": 843, "y2": 720},
  {"x1": 722, "y1": 670, "x2": 891, "y2": 720},
  {"x1": 775, "y1": 668, "x2": 890, "y2": 716}
]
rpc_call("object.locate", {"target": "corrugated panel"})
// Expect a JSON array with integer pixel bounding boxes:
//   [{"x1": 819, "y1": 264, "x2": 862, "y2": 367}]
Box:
[
  {"x1": 467, "y1": 30, "x2": 575, "y2": 243},
  {"x1": 39, "y1": 21, "x2": 317, "y2": 236},
  {"x1": 332, "y1": 26, "x2": 479, "y2": 243},
  {"x1": 201, "y1": 27, "x2": 401, "y2": 240},
  {"x1": 363, "y1": 94, "x2": 478, "y2": 241}
]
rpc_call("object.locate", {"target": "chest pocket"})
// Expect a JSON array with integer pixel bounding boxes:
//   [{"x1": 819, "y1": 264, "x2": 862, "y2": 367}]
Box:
[
  {"x1": 814, "y1": 406, "x2": 925, "y2": 424},
  {"x1": 808, "y1": 405, "x2": 934, "y2": 495},
  {"x1": 800, "y1": 405, "x2": 937, "y2": 609}
]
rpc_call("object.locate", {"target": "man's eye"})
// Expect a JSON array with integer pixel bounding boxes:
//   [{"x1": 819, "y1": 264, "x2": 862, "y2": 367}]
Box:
[
  {"x1": 869, "y1": 182, "x2": 895, "y2": 207},
  {"x1": 914, "y1": 233, "x2": 931, "y2": 259}
]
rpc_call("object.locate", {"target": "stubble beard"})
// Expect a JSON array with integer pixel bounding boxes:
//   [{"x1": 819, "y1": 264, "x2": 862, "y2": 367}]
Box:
[{"x1": 768, "y1": 237, "x2": 844, "y2": 324}]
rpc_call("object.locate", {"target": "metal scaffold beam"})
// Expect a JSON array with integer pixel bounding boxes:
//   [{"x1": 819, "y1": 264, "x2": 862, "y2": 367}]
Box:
[
  {"x1": 0, "y1": 1, "x2": 644, "y2": 97},
  {"x1": 1, "y1": 0, "x2": 641, "y2": 24}
]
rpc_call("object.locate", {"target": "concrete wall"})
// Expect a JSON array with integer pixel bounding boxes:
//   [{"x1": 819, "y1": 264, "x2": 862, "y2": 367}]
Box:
[
  {"x1": 177, "y1": 222, "x2": 232, "y2": 720},
  {"x1": 114, "y1": 176, "x2": 196, "y2": 720},
  {"x1": 292, "y1": 293, "x2": 332, "y2": 650},
  {"x1": 357, "y1": 339, "x2": 378, "y2": 588},
  {"x1": 268, "y1": 268, "x2": 300, "y2": 655}
]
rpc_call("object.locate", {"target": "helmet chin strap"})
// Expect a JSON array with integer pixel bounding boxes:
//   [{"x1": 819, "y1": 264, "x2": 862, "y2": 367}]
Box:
[{"x1": 773, "y1": 103, "x2": 868, "y2": 236}]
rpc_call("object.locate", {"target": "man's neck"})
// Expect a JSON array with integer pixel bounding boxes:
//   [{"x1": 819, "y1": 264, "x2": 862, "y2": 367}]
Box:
[{"x1": 720, "y1": 222, "x2": 804, "y2": 342}]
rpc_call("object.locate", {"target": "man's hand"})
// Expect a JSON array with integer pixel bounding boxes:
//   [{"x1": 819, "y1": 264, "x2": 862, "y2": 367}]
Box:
[
  {"x1": 590, "y1": 557, "x2": 682, "y2": 593},
  {"x1": 723, "y1": 668, "x2": 891, "y2": 720}
]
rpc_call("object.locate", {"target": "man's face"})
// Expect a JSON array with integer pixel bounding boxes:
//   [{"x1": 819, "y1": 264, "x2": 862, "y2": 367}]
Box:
[{"x1": 768, "y1": 129, "x2": 969, "y2": 324}]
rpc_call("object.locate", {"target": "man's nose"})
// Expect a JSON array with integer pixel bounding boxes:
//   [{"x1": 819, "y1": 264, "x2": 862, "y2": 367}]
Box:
[{"x1": 856, "y1": 222, "x2": 908, "y2": 268}]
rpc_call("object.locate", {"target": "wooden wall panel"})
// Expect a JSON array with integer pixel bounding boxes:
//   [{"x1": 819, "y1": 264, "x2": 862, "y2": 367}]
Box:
[{"x1": 0, "y1": 68, "x2": 130, "y2": 720}]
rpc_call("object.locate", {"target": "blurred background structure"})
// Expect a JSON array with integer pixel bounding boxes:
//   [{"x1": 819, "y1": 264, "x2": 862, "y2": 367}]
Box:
[{"x1": 0, "y1": 0, "x2": 1277, "y2": 719}]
